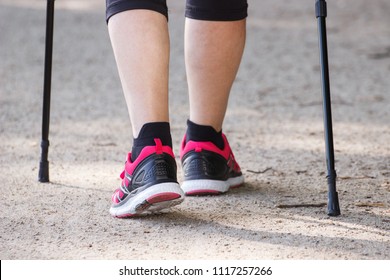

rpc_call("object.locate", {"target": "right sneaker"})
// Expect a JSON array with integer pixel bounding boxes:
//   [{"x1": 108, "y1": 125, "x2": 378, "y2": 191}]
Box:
[
  {"x1": 180, "y1": 134, "x2": 244, "y2": 195},
  {"x1": 110, "y1": 138, "x2": 184, "y2": 218}
]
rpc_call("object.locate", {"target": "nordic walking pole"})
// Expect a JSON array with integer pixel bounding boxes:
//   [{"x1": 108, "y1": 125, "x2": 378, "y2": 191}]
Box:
[
  {"x1": 315, "y1": 0, "x2": 340, "y2": 216},
  {"x1": 39, "y1": 0, "x2": 55, "y2": 182}
]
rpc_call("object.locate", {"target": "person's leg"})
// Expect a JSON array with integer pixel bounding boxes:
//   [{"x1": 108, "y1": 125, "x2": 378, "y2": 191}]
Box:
[
  {"x1": 108, "y1": 9, "x2": 170, "y2": 138},
  {"x1": 185, "y1": 19, "x2": 246, "y2": 132},
  {"x1": 106, "y1": 0, "x2": 184, "y2": 217},
  {"x1": 180, "y1": 0, "x2": 248, "y2": 195}
]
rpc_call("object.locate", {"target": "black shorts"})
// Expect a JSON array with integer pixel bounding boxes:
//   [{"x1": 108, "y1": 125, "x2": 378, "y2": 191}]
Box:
[{"x1": 106, "y1": 0, "x2": 248, "y2": 22}]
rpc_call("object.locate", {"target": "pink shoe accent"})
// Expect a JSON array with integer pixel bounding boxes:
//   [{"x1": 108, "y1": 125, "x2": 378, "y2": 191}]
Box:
[
  {"x1": 124, "y1": 141, "x2": 175, "y2": 177},
  {"x1": 154, "y1": 138, "x2": 163, "y2": 155},
  {"x1": 186, "y1": 190, "x2": 221, "y2": 196},
  {"x1": 180, "y1": 134, "x2": 230, "y2": 160},
  {"x1": 112, "y1": 192, "x2": 120, "y2": 204},
  {"x1": 180, "y1": 133, "x2": 242, "y2": 173},
  {"x1": 147, "y1": 192, "x2": 181, "y2": 204},
  {"x1": 116, "y1": 213, "x2": 136, "y2": 218}
]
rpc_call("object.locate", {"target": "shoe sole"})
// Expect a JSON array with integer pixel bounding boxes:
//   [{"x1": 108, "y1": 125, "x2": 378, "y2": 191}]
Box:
[
  {"x1": 182, "y1": 175, "x2": 244, "y2": 196},
  {"x1": 110, "y1": 182, "x2": 184, "y2": 218}
]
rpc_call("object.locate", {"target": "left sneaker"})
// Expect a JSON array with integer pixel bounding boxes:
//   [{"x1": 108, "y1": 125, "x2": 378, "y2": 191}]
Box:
[
  {"x1": 110, "y1": 139, "x2": 184, "y2": 218},
  {"x1": 180, "y1": 134, "x2": 244, "y2": 195}
]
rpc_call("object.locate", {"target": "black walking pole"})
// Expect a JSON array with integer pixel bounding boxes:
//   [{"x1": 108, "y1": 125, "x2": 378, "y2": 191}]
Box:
[
  {"x1": 39, "y1": 0, "x2": 55, "y2": 183},
  {"x1": 315, "y1": 0, "x2": 340, "y2": 216}
]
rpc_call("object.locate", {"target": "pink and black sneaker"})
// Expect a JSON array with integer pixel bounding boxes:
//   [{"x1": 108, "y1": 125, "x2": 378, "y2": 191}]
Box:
[
  {"x1": 180, "y1": 134, "x2": 244, "y2": 195},
  {"x1": 110, "y1": 138, "x2": 184, "y2": 218}
]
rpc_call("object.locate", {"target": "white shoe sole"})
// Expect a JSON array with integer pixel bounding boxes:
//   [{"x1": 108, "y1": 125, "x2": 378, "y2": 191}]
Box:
[
  {"x1": 182, "y1": 175, "x2": 244, "y2": 195},
  {"x1": 110, "y1": 182, "x2": 184, "y2": 218}
]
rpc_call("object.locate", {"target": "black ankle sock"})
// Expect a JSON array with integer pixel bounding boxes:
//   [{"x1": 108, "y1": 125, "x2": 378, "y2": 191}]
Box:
[
  {"x1": 131, "y1": 122, "x2": 172, "y2": 162},
  {"x1": 186, "y1": 119, "x2": 224, "y2": 149}
]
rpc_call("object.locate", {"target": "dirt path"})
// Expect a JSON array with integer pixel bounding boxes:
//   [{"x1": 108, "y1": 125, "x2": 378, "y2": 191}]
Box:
[{"x1": 0, "y1": 0, "x2": 389, "y2": 259}]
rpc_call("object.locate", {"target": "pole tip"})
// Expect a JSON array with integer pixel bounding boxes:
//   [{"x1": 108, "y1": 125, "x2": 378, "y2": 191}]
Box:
[
  {"x1": 38, "y1": 160, "x2": 50, "y2": 183},
  {"x1": 327, "y1": 191, "x2": 340, "y2": 216}
]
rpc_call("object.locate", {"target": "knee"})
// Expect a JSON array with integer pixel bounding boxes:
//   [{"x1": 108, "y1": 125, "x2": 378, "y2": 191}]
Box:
[
  {"x1": 185, "y1": 0, "x2": 248, "y2": 21},
  {"x1": 106, "y1": 0, "x2": 168, "y2": 23}
]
